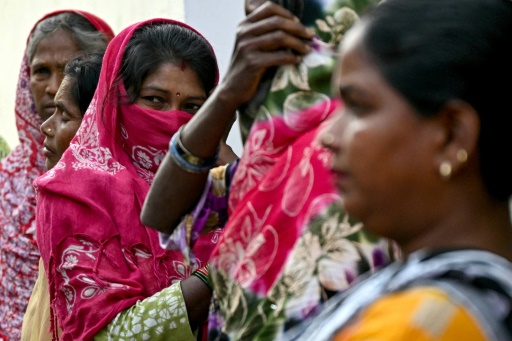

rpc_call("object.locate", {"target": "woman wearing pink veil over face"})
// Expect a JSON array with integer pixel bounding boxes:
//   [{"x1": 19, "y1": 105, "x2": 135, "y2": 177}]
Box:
[
  {"x1": 0, "y1": 10, "x2": 113, "y2": 340},
  {"x1": 142, "y1": 1, "x2": 393, "y2": 340},
  {"x1": 34, "y1": 18, "x2": 227, "y2": 340}
]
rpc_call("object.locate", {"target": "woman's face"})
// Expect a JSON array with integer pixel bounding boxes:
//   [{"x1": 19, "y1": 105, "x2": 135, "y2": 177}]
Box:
[
  {"x1": 321, "y1": 25, "x2": 441, "y2": 240},
  {"x1": 41, "y1": 75, "x2": 83, "y2": 170},
  {"x1": 135, "y1": 62, "x2": 207, "y2": 115},
  {"x1": 30, "y1": 28, "x2": 81, "y2": 121}
]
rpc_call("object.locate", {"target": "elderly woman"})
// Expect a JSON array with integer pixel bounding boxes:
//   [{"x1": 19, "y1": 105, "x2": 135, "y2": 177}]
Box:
[
  {"x1": 0, "y1": 10, "x2": 113, "y2": 339},
  {"x1": 21, "y1": 51, "x2": 105, "y2": 341}
]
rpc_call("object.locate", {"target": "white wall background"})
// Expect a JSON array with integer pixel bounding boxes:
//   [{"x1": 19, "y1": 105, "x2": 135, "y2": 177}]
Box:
[
  {"x1": 0, "y1": 0, "x2": 244, "y2": 155},
  {"x1": 185, "y1": 0, "x2": 245, "y2": 155}
]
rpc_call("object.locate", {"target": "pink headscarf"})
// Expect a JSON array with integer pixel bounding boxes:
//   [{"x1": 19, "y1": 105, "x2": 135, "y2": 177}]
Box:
[
  {"x1": 35, "y1": 18, "x2": 219, "y2": 340},
  {"x1": 0, "y1": 10, "x2": 113, "y2": 340}
]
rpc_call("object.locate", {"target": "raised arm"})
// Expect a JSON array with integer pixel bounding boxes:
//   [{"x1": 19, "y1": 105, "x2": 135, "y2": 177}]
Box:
[{"x1": 141, "y1": 2, "x2": 314, "y2": 233}]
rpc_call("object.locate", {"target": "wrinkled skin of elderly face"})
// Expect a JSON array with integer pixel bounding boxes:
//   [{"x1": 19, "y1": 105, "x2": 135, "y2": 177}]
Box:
[{"x1": 30, "y1": 28, "x2": 80, "y2": 121}]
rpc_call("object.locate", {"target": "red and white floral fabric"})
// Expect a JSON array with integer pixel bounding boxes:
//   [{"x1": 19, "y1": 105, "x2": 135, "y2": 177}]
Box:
[{"x1": 0, "y1": 10, "x2": 113, "y2": 340}]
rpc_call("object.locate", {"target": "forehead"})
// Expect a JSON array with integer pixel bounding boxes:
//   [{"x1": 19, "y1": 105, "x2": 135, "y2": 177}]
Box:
[
  {"x1": 30, "y1": 29, "x2": 80, "y2": 66},
  {"x1": 142, "y1": 62, "x2": 205, "y2": 93},
  {"x1": 335, "y1": 24, "x2": 373, "y2": 83},
  {"x1": 55, "y1": 76, "x2": 79, "y2": 108}
]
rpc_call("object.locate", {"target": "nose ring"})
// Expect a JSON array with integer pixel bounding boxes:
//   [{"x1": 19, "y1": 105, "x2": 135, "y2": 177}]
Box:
[{"x1": 47, "y1": 128, "x2": 52, "y2": 133}]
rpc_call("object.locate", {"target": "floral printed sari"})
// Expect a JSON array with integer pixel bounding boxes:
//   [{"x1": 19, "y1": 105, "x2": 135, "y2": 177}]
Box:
[{"x1": 165, "y1": 1, "x2": 394, "y2": 340}]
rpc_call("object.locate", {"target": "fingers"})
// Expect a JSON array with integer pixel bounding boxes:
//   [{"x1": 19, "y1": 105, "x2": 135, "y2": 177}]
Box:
[
  {"x1": 244, "y1": 0, "x2": 268, "y2": 15},
  {"x1": 235, "y1": 48, "x2": 302, "y2": 72},
  {"x1": 216, "y1": 1, "x2": 315, "y2": 107},
  {"x1": 239, "y1": 28, "x2": 312, "y2": 55},
  {"x1": 247, "y1": 1, "x2": 295, "y2": 23},
  {"x1": 234, "y1": 1, "x2": 315, "y2": 61},
  {"x1": 240, "y1": 2, "x2": 314, "y2": 48}
]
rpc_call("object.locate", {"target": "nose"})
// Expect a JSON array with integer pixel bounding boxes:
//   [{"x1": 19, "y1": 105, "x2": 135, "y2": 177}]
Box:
[
  {"x1": 169, "y1": 100, "x2": 180, "y2": 112},
  {"x1": 320, "y1": 111, "x2": 344, "y2": 151},
  {"x1": 41, "y1": 115, "x2": 55, "y2": 136},
  {"x1": 46, "y1": 72, "x2": 63, "y2": 96}
]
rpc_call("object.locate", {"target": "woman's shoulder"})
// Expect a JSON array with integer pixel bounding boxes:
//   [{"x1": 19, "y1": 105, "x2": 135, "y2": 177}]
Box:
[{"x1": 332, "y1": 286, "x2": 487, "y2": 341}]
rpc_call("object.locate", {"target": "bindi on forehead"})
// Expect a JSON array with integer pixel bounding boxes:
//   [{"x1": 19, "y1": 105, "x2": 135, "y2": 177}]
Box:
[{"x1": 181, "y1": 60, "x2": 186, "y2": 71}]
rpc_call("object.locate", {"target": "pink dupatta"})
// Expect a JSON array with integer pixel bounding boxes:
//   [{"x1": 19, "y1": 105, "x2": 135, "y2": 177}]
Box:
[
  {"x1": 35, "y1": 18, "x2": 219, "y2": 340},
  {"x1": 0, "y1": 10, "x2": 113, "y2": 340}
]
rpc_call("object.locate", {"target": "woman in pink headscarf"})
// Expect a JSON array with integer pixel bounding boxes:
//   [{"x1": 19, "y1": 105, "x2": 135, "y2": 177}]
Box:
[
  {"x1": 0, "y1": 10, "x2": 113, "y2": 339},
  {"x1": 142, "y1": 1, "x2": 393, "y2": 340},
  {"x1": 34, "y1": 18, "x2": 226, "y2": 340}
]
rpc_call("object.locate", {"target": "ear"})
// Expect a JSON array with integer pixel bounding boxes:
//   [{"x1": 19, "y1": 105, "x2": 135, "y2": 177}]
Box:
[{"x1": 435, "y1": 99, "x2": 480, "y2": 178}]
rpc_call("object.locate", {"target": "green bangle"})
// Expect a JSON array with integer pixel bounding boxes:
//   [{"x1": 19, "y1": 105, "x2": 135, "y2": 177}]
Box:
[{"x1": 191, "y1": 266, "x2": 212, "y2": 291}]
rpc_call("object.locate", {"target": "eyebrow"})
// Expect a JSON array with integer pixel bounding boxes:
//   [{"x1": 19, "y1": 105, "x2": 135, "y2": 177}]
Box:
[
  {"x1": 54, "y1": 100, "x2": 68, "y2": 113},
  {"x1": 142, "y1": 85, "x2": 207, "y2": 100},
  {"x1": 30, "y1": 60, "x2": 68, "y2": 69},
  {"x1": 339, "y1": 84, "x2": 365, "y2": 99}
]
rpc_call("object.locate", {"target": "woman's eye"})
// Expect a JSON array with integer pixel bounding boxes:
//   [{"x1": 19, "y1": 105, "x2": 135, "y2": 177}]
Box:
[
  {"x1": 33, "y1": 67, "x2": 50, "y2": 75},
  {"x1": 184, "y1": 103, "x2": 202, "y2": 113},
  {"x1": 143, "y1": 96, "x2": 163, "y2": 104},
  {"x1": 342, "y1": 98, "x2": 368, "y2": 117}
]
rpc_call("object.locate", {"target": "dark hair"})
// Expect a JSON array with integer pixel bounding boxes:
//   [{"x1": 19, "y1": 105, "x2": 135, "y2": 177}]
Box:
[
  {"x1": 358, "y1": 0, "x2": 512, "y2": 201},
  {"x1": 27, "y1": 12, "x2": 108, "y2": 62},
  {"x1": 119, "y1": 22, "x2": 217, "y2": 102},
  {"x1": 64, "y1": 52, "x2": 104, "y2": 115}
]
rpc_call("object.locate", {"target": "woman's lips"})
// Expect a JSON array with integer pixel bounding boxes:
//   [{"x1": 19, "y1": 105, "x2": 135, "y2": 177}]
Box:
[
  {"x1": 42, "y1": 145, "x2": 55, "y2": 158},
  {"x1": 331, "y1": 168, "x2": 348, "y2": 190}
]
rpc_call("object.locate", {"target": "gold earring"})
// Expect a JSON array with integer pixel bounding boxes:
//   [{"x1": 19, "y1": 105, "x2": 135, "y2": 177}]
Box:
[
  {"x1": 439, "y1": 161, "x2": 452, "y2": 179},
  {"x1": 321, "y1": 133, "x2": 334, "y2": 146},
  {"x1": 456, "y1": 149, "x2": 468, "y2": 163}
]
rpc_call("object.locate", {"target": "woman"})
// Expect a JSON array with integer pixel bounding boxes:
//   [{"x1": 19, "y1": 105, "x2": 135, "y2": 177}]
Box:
[
  {"x1": 22, "y1": 51, "x2": 104, "y2": 341},
  {"x1": 34, "y1": 19, "x2": 224, "y2": 340},
  {"x1": 291, "y1": 0, "x2": 512, "y2": 339},
  {"x1": 41, "y1": 52, "x2": 105, "y2": 170},
  {"x1": 142, "y1": 1, "x2": 392, "y2": 339},
  {"x1": 0, "y1": 11, "x2": 113, "y2": 339}
]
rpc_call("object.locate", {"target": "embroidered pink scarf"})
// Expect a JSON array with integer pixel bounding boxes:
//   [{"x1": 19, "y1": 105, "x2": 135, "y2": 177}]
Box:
[
  {"x1": 0, "y1": 10, "x2": 113, "y2": 340},
  {"x1": 35, "y1": 18, "x2": 219, "y2": 340}
]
